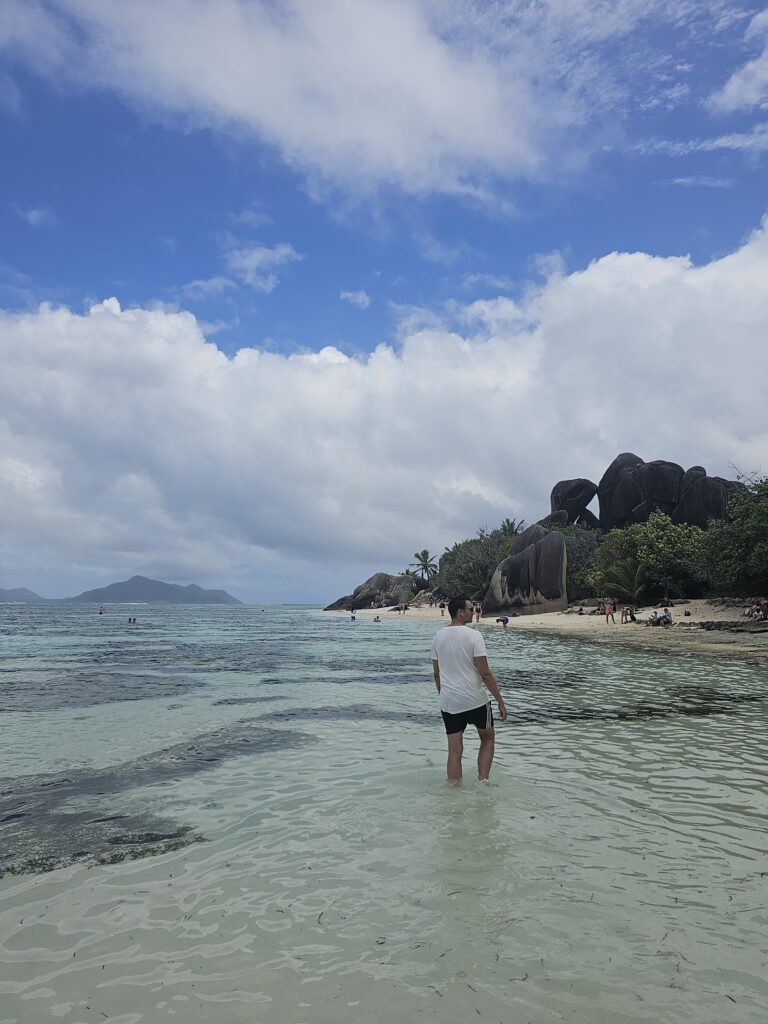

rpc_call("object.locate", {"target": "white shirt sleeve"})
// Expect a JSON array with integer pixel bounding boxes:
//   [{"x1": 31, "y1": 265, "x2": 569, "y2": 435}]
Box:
[{"x1": 472, "y1": 630, "x2": 487, "y2": 657}]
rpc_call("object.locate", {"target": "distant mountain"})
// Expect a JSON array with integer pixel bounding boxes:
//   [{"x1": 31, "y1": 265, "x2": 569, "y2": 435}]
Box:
[
  {"x1": 68, "y1": 575, "x2": 242, "y2": 605},
  {"x1": 0, "y1": 587, "x2": 49, "y2": 603}
]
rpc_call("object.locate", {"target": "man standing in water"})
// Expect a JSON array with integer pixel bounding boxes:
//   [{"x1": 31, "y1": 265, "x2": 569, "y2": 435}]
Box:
[{"x1": 432, "y1": 595, "x2": 507, "y2": 781}]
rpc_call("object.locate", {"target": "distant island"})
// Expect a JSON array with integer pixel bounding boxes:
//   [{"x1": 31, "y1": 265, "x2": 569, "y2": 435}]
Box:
[
  {"x1": 0, "y1": 587, "x2": 50, "y2": 603},
  {"x1": 1, "y1": 575, "x2": 242, "y2": 605}
]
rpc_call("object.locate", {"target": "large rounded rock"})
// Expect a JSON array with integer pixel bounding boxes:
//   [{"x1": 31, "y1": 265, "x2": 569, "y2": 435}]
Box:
[
  {"x1": 598, "y1": 455, "x2": 686, "y2": 529},
  {"x1": 680, "y1": 466, "x2": 707, "y2": 493},
  {"x1": 324, "y1": 572, "x2": 416, "y2": 611},
  {"x1": 597, "y1": 453, "x2": 646, "y2": 530},
  {"x1": 637, "y1": 460, "x2": 684, "y2": 510},
  {"x1": 550, "y1": 478, "x2": 598, "y2": 524},
  {"x1": 538, "y1": 509, "x2": 569, "y2": 528},
  {"x1": 672, "y1": 475, "x2": 744, "y2": 527},
  {"x1": 596, "y1": 454, "x2": 741, "y2": 529},
  {"x1": 482, "y1": 525, "x2": 567, "y2": 615}
]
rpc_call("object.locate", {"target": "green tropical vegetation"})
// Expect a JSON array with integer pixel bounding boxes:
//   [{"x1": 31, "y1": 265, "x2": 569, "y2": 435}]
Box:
[
  {"x1": 409, "y1": 477, "x2": 767, "y2": 605},
  {"x1": 409, "y1": 549, "x2": 438, "y2": 582},
  {"x1": 434, "y1": 518, "x2": 525, "y2": 598},
  {"x1": 601, "y1": 557, "x2": 647, "y2": 602},
  {"x1": 698, "y1": 477, "x2": 768, "y2": 591}
]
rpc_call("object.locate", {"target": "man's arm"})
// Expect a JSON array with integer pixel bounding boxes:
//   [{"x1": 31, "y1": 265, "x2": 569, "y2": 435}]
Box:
[
  {"x1": 432, "y1": 659, "x2": 441, "y2": 693},
  {"x1": 474, "y1": 656, "x2": 507, "y2": 720}
]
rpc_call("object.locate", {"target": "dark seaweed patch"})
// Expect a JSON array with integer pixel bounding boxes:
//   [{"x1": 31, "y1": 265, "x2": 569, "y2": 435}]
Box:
[
  {"x1": 212, "y1": 695, "x2": 284, "y2": 706},
  {"x1": 0, "y1": 723, "x2": 316, "y2": 877},
  {"x1": 259, "y1": 688, "x2": 766, "y2": 729},
  {"x1": 262, "y1": 704, "x2": 433, "y2": 726},
  {"x1": 0, "y1": 670, "x2": 207, "y2": 713}
]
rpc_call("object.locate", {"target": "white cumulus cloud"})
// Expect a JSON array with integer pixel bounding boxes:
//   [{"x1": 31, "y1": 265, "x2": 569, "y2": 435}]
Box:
[
  {"x1": 340, "y1": 290, "x2": 371, "y2": 309},
  {"x1": 2, "y1": 222, "x2": 768, "y2": 600},
  {"x1": 660, "y1": 176, "x2": 735, "y2": 188},
  {"x1": 224, "y1": 242, "x2": 302, "y2": 293},
  {"x1": 709, "y1": 9, "x2": 768, "y2": 112},
  {"x1": 179, "y1": 276, "x2": 236, "y2": 300},
  {"x1": 14, "y1": 205, "x2": 56, "y2": 226},
  {"x1": 0, "y1": 0, "x2": 744, "y2": 198}
]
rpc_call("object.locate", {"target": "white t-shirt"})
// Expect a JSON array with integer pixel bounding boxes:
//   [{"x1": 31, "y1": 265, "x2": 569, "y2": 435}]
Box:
[{"x1": 431, "y1": 625, "x2": 490, "y2": 714}]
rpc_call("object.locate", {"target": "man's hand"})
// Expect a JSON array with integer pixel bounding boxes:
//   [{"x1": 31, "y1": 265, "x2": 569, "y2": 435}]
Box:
[{"x1": 474, "y1": 655, "x2": 506, "y2": 721}]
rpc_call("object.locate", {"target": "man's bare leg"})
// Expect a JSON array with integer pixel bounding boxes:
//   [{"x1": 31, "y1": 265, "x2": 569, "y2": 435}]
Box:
[
  {"x1": 447, "y1": 732, "x2": 463, "y2": 781},
  {"x1": 477, "y1": 728, "x2": 495, "y2": 780}
]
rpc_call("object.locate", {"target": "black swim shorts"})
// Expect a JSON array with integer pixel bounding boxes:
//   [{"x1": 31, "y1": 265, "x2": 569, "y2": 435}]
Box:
[{"x1": 441, "y1": 702, "x2": 494, "y2": 735}]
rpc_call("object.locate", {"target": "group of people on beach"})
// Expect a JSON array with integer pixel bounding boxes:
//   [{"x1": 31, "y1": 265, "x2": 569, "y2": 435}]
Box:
[
  {"x1": 744, "y1": 598, "x2": 767, "y2": 621},
  {"x1": 585, "y1": 599, "x2": 637, "y2": 624},
  {"x1": 587, "y1": 598, "x2": 677, "y2": 627}
]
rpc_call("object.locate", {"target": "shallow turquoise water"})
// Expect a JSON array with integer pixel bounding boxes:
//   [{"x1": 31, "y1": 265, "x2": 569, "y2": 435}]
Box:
[{"x1": 0, "y1": 603, "x2": 767, "y2": 1023}]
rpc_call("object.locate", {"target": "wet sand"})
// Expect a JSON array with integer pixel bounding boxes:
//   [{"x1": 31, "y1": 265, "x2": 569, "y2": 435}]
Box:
[{"x1": 352, "y1": 599, "x2": 768, "y2": 663}]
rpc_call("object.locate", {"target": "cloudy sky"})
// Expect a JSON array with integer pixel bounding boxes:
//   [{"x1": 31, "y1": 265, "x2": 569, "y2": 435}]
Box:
[{"x1": 1, "y1": 0, "x2": 768, "y2": 602}]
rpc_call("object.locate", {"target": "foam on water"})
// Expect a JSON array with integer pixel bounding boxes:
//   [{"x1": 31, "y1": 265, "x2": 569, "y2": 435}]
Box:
[{"x1": 0, "y1": 603, "x2": 767, "y2": 1022}]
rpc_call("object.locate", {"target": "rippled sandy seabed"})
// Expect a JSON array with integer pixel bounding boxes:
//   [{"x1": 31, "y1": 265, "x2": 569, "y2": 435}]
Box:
[{"x1": 1, "y1": 605, "x2": 767, "y2": 1024}]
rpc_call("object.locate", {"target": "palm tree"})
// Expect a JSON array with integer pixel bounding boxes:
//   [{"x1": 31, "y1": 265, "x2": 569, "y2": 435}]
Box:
[
  {"x1": 499, "y1": 517, "x2": 525, "y2": 537},
  {"x1": 410, "y1": 549, "x2": 438, "y2": 582},
  {"x1": 604, "y1": 557, "x2": 647, "y2": 603}
]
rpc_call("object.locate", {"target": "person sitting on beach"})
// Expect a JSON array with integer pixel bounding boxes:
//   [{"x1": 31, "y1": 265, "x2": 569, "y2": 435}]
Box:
[
  {"x1": 432, "y1": 595, "x2": 507, "y2": 781},
  {"x1": 646, "y1": 610, "x2": 659, "y2": 626},
  {"x1": 660, "y1": 607, "x2": 673, "y2": 626}
]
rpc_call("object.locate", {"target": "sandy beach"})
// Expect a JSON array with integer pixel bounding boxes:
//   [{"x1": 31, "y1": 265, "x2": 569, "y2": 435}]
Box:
[{"x1": 350, "y1": 599, "x2": 768, "y2": 663}]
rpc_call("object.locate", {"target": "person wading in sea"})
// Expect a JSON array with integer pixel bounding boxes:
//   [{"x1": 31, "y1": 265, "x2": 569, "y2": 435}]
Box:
[{"x1": 432, "y1": 595, "x2": 507, "y2": 781}]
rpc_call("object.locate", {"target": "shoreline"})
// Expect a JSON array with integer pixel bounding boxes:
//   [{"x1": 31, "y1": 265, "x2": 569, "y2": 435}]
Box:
[{"x1": 344, "y1": 599, "x2": 768, "y2": 664}]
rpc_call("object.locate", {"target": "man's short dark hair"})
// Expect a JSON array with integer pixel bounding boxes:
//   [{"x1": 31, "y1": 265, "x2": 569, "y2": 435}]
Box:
[{"x1": 448, "y1": 595, "x2": 470, "y2": 619}]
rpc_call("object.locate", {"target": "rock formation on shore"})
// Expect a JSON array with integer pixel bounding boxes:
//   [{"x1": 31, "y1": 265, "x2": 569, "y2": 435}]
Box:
[
  {"x1": 324, "y1": 572, "x2": 420, "y2": 611},
  {"x1": 482, "y1": 524, "x2": 567, "y2": 616},
  {"x1": 551, "y1": 454, "x2": 743, "y2": 531},
  {"x1": 326, "y1": 454, "x2": 743, "y2": 616}
]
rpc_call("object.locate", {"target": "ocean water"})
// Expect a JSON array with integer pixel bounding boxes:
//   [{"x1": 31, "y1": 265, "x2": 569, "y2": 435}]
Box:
[{"x1": 0, "y1": 603, "x2": 767, "y2": 1024}]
